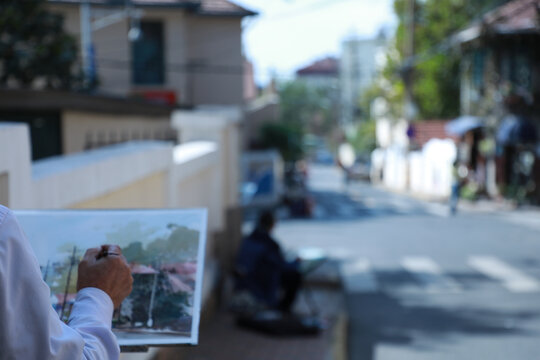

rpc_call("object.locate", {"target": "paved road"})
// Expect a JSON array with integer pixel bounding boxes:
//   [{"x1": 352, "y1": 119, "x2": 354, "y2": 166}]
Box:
[{"x1": 276, "y1": 164, "x2": 540, "y2": 360}]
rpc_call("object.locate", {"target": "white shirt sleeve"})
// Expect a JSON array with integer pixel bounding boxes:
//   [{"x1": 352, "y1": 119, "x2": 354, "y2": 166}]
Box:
[{"x1": 0, "y1": 206, "x2": 120, "y2": 360}]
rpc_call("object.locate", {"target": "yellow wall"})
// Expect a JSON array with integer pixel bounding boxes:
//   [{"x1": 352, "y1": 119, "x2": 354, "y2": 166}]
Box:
[{"x1": 71, "y1": 172, "x2": 167, "y2": 209}]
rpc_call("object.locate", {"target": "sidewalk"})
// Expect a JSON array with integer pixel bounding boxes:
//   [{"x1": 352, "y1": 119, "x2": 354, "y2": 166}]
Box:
[
  {"x1": 154, "y1": 261, "x2": 346, "y2": 360},
  {"x1": 378, "y1": 182, "x2": 539, "y2": 214}
]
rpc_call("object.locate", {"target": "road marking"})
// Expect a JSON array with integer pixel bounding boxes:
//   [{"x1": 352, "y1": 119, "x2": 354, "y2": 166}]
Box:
[
  {"x1": 389, "y1": 197, "x2": 415, "y2": 213},
  {"x1": 401, "y1": 256, "x2": 462, "y2": 293},
  {"x1": 499, "y1": 212, "x2": 540, "y2": 232},
  {"x1": 468, "y1": 256, "x2": 540, "y2": 293},
  {"x1": 424, "y1": 203, "x2": 450, "y2": 217},
  {"x1": 341, "y1": 258, "x2": 377, "y2": 293}
]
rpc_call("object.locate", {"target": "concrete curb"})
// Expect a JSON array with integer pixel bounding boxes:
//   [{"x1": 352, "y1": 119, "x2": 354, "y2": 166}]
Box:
[{"x1": 326, "y1": 312, "x2": 348, "y2": 360}]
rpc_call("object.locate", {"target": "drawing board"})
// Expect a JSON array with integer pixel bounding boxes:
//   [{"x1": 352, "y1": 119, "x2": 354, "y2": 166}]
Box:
[{"x1": 15, "y1": 209, "x2": 207, "y2": 347}]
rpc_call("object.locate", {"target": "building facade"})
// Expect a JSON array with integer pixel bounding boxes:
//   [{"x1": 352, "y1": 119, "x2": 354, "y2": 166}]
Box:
[
  {"x1": 339, "y1": 33, "x2": 387, "y2": 128},
  {"x1": 457, "y1": 0, "x2": 540, "y2": 203},
  {"x1": 47, "y1": 0, "x2": 256, "y2": 107}
]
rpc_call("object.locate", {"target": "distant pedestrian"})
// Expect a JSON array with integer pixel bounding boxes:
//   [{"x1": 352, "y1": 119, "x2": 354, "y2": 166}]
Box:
[
  {"x1": 338, "y1": 142, "x2": 355, "y2": 190},
  {"x1": 450, "y1": 160, "x2": 467, "y2": 215}
]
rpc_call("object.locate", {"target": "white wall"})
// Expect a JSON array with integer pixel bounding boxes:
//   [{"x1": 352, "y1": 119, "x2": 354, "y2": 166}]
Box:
[
  {"x1": 410, "y1": 139, "x2": 456, "y2": 198},
  {"x1": 48, "y1": 4, "x2": 244, "y2": 106},
  {"x1": 172, "y1": 106, "x2": 242, "y2": 210},
  {"x1": 379, "y1": 139, "x2": 456, "y2": 199},
  {"x1": 170, "y1": 141, "x2": 221, "y2": 231},
  {"x1": 383, "y1": 146, "x2": 409, "y2": 192},
  {"x1": 0, "y1": 124, "x2": 34, "y2": 208},
  {"x1": 0, "y1": 106, "x2": 249, "y2": 358}
]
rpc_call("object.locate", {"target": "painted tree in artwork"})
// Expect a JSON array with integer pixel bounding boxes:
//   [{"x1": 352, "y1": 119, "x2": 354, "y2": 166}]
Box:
[
  {"x1": 120, "y1": 223, "x2": 199, "y2": 264},
  {"x1": 116, "y1": 223, "x2": 198, "y2": 329},
  {"x1": 128, "y1": 272, "x2": 191, "y2": 330}
]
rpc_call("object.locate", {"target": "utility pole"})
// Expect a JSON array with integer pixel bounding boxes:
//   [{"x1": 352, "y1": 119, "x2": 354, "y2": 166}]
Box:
[
  {"x1": 79, "y1": 0, "x2": 143, "y2": 88},
  {"x1": 60, "y1": 246, "x2": 77, "y2": 321},
  {"x1": 80, "y1": 0, "x2": 94, "y2": 88},
  {"x1": 403, "y1": 0, "x2": 417, "y2": 122},
  {"x1": 402, "y1": 0, "x2": 416, "y2": 190}
]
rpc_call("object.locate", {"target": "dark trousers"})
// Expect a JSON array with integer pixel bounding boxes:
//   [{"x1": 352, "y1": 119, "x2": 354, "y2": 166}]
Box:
[{"x1": 278, "y1": 269, "x2": 302, "y2": 313}]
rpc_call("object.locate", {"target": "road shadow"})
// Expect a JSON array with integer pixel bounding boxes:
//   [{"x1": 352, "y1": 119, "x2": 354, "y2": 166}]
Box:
[
  {"x1": 346, "y1": 289, "x2": 539, "y2": 360},
  {"x1": 306, "y1": 189, "x2": 432, "y2": 223}
]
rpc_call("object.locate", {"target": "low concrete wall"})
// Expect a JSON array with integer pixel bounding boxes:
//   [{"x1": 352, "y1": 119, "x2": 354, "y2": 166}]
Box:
[
  {"x1": 0, "y1": 124, "x2": 34, "y2": 208},
  {"x1": 72, "y1": 171, "x2": 168, "y2": 209},
  {"x1": 378, "y1": 139, "x2": 456, "y2": 199},
  {"x1": 1, "y1": 118, "x2": 240, "y2": 359},
  {"x1": 409, "y1": 139, "x2": 456, "y2": 198},
  {"x1": 32, "y1": 141, "x2": 173, "y2": 209},
  {"x1": 172, "y1": 106, "x2": 242, "y2": 210},
  {"x1": 383, "y1": 146, "x2": 409, "y2": 192}
]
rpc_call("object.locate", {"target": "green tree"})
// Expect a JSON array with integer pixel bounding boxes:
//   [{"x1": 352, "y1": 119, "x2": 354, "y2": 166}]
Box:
[
  {"x1": 378, "y1": 0, "x2": 510, "y2": 120},
  {"x1": 0, "y1": 0, "x2": 79, "y2": 89},
  {"x1": 348, "y1": 120, "x2": 377, "y2": 155},
  {"x1": 258, "y1": 79, "x2": 338, "y2": 161},
  {"x1": 259, "y1": 122, "x2": 304, "y2": 162},
  {"x1": 119, "y1": 224, "x2": 200, "y2": 265},
  {"x1": 279, "y1": 80, "x2": 337, "y2": 135}
]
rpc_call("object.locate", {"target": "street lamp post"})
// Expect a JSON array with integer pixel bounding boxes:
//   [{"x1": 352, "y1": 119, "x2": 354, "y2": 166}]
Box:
[{"x1": 79, "y1": 0, "x2": 143, "y2": 88}]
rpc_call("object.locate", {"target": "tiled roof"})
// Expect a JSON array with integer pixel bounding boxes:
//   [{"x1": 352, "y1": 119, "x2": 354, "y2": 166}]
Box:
[
  {"x1": 296, "y1": 57, "x2": 339, "y2": 76},
  {"x1": 455, "y1": 0, "x2": 539, "y2": 44},
  {"x1": 198, "y1": 0, "x2": 257, "y2": 16},
  {"x1": 48, "y1": 0, "x2": 257, "y2": 16},
  {"x1": 133, "y1": 0, "x2": 197, "y2": 6},
  {"x1": 49, "y1": 0, "x2": 198, "y2": 7},
  {"x1": 412, "y1": 120, "x2": 457, "y2": 147},
  {"x1": 483, "y1": 0, "x2": 540, "y2": 33}
]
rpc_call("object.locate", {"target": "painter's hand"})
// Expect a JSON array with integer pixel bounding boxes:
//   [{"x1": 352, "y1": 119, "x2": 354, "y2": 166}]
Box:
[{"x1": 77, "y1": 245, "x2": 133, "y2": 308}]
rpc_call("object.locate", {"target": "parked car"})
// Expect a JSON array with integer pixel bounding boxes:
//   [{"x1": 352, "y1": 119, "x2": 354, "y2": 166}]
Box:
[
  {"x1": 314, "y1": 149, "x2": 334, "y2": 165},
  {"x1": 348, "y1": 158, "x2": 371, "y2": 181},
  {"x1": 282, "y1": 163, "x2": 313, "y2": 217}
]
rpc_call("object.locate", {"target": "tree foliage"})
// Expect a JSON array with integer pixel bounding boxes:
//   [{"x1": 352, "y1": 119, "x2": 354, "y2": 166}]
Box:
[
  {"x1": 259, "y1": 122, "x2": 304, "y2": 162},
  {"x1": 279, "y1": 80, "x2": 337, "y2": 135},
  {"x1": 121, "y1": 224, "x2": 200, "y2": 265},
  {"x1": 0, "y1": 0, "x2": 79, "y2": 89},
  {"x1": 258, "y1": 79, "x2": 339, "y2": 162},
  {"x1": 348, "y1": 119, "x2": 377, "y2": 155},
  {"x1": 377, "y1": 0, "x2": 510, "y2": 120}
]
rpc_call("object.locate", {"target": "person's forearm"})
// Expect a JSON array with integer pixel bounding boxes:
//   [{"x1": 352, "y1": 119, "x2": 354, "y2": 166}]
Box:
[{"x1": 67, "y1": 288, "x2": 120, "y2": 360}]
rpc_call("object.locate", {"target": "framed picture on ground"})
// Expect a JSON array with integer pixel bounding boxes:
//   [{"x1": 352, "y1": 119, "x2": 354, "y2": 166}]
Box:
[{"x1": 15, "y1": 209, "x2": 207, "y2": 348}]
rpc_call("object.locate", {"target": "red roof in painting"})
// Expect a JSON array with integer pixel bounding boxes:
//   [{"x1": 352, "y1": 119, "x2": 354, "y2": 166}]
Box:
[
  {"x1": 483, "y1": 0, "x2": 540, "y2": 33},
  {"x1": 130, "y1": 263, "x2": 159, "y2": 274},
  {"x1": 166, "y1": 274, "x2": 193, "y2": 292},
  {"x1": 161, "y1": 262, "x2": 197, "y2": 275},
  {"x1": 296, "y1": 57, "x2": 339, "y2": 77}
]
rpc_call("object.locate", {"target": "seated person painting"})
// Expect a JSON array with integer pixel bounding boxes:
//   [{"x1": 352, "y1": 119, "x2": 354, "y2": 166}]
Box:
[{"x1": 235, "y1": 211, "x2": 302, "y2": 313}]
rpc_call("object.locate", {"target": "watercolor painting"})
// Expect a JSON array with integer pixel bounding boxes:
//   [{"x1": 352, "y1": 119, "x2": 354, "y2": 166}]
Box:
[{"x1": 15, "y1": 209, "x2": 207, "y2": 347}]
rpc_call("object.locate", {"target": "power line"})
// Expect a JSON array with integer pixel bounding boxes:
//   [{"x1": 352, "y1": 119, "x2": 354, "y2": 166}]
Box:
[{"x1": 93, "y1": 57, "x2": 246, "y2": 75}]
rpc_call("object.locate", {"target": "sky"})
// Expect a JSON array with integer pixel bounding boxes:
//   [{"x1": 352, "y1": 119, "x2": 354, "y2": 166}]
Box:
[
  {"x1": 231, "y1": 0, "x2": 397, "y2": 85},
  {"x1": 16, "y1": 209, "x2": 206, "y2": 265}
]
